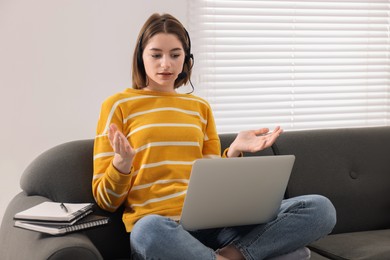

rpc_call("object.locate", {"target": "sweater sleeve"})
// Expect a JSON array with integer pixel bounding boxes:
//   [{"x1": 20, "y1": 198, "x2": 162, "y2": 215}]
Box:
[
  {"x1": 92, "y1": 97, "x2": 133, "y2": 212},
  {"x1": 202, "y1": 105, "x2": 222, "y2": 158},
  {"x1": 201, "y1": 102, "x2": 243, "y2": 158}
]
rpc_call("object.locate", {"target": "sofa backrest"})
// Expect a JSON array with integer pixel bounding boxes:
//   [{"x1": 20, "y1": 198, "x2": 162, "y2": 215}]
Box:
[
  {"x1": 20, "y1": 127, "x2": 390, "y2": 253},
  {"x1": 275, "y1": 126, "x2": 390, "y2": 234},
  {"x1": 20, "y1": 139, "x2": 95, "y2": 203}
]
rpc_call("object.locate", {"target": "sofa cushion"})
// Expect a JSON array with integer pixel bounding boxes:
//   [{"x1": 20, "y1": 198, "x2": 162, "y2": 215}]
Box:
[
  {"x1": 309, "y1": 229, "x2": 390, "y2": 260},
  {"x1": 275, "y1": 127, "x2": 390, "y2": 234},
  {"x1": 310, "y1": 251, "x2": 331, "y2": 260}
]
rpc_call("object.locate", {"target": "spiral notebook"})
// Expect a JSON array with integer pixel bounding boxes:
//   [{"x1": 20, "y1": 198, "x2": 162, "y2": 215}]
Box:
[
  {"x1": 14, "y1": 202, "x2": 94, "y2": 224},
  {"x1": 14, "y1": 214, "x2": 110, "y2": 235}
]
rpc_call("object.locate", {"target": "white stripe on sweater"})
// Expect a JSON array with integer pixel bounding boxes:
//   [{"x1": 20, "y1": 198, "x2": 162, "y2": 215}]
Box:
[
  {"x1": 102, "y1": 95, "x2": 157, "y2": 135},
  {"x1": 106, "y1": 188, "x2": 129, "y2": 198},
  {"x1": 93, "y1": 173, "x2": 105, "y2": 180},
  {"x1": 131, "y1": 190, "x2": 187, "y2": 207},
  {"x1": 127, "y1": 123, "x2": 202, "y2": 137},
  {"x1": 123, "y1": 107, "x2": 207, "y2": 124},
  {"x1": 94, "y1": 174, "x2": 129, "y2": 197},
  {"x1": 133, "y1": 160, "x2": 195, "y2": 176},
  {"x1": 134, "y1": 141, "x2": 200, "y2": 153},
  {"x1": 93, "y1": 152, "x2": 115, "y2": 160},
  {"x1": 131, "y1": 179, "x2": 190, "y2": 191},
  {"x1": 178, "y1": 96, "x2": 209, "y2": 107},
  {"x1": 97, "y1": 185, "x2": 117, "y2": 210}
]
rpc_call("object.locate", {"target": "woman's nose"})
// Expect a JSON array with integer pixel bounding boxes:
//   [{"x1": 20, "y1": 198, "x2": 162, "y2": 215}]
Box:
[{"x1": 160, "y1": 55, "x2": 171, "y2": 69}]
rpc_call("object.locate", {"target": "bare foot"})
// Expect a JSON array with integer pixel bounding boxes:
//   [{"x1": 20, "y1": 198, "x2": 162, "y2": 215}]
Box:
[{"x1": 217, "y1": 245, "x2": 245, "y2": 260}]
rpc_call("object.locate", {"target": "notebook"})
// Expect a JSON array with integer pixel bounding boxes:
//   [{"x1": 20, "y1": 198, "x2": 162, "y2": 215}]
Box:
[
  {"x1": 14, "y1": 214, "x2": 110, "y2": 235},
  {"x1": 14, "y1": 202, "x2": 94, "y2": 224},
  {"x1": 180, "y1": 155, "x2": 295, "y2": 230},
  {"x1": 14, "y1": 209, "x2": 93, "y2": 226}
]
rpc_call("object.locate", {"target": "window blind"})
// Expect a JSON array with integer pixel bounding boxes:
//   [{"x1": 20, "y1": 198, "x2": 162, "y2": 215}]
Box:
[{"x1": 187, "y1": 0, "x2": 390, "y2": 133}]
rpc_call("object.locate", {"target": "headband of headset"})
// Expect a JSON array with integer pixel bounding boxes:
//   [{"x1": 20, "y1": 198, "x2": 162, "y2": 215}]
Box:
[{"x1": 136, "y1": 20, "x2": 193, "y2": 67}]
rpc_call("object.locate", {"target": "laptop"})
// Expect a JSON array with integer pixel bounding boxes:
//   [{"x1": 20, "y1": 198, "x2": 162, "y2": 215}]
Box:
[{"x1": 180, "y1": 155, "x2": 295, "y2": 230}]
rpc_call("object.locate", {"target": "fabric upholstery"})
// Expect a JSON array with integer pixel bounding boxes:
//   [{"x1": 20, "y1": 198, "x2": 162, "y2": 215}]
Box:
[
  {"x1": 274, "y1": 127, "x2": 390, "y2": 234},
  {"x1": 310, "y1": 229, "x2": 390, "y2": 260},
  {"x1": 0, "y1": 193, "x2": 102, "y2": 260},
  {"x1": 20, "y1": 139, "x2": 95, "y2": 203},
  {"x1": 1, "y1": 127, "x2": 390, "y2": 259}
]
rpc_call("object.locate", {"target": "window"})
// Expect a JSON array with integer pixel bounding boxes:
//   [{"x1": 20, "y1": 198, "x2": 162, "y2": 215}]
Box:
[{"x1": 187, "y1": 0, "x2": 390, "y2": 133}]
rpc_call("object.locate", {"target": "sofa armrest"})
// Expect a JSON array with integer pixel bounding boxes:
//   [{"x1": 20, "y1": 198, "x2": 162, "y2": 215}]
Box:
[{"x1": 0, "y1": 193, "x2": 103, "y2": 260}]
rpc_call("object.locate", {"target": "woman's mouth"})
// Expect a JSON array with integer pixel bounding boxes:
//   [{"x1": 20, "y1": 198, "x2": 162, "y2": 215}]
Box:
[{"x1": 158, "y1": 72, "x2": 174, "y2": 79}]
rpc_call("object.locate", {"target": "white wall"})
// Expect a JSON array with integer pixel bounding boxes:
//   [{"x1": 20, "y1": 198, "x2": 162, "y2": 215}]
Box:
[{"x1": 0, "y1": 0, "x2": 188, "y2": 224}]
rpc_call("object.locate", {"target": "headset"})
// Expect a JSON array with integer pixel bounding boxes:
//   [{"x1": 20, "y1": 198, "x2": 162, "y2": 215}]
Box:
[{"x1": 136, "y1": 20, "x2": 195, "y2": 92}]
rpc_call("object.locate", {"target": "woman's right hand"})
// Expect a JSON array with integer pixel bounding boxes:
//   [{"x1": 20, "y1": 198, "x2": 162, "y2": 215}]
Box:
[{"x1": 108, "y1": 123, "x2": 135, "y2": 174}]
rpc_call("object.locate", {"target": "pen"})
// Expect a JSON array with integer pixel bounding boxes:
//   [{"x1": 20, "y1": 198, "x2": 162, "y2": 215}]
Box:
[{"x1": 60, "y1": 203, "x2": 68, "y2": 213}]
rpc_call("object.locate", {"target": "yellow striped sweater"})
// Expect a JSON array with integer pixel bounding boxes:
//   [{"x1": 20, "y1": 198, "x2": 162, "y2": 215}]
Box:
[{"x1": 93, "y1": 88, "x2": 222, "y2": 232}]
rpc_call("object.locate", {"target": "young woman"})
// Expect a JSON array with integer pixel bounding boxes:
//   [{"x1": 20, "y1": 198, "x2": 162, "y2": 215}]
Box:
[{"x1": 93, "y1": 13, "x2": 336, "y2": 260}]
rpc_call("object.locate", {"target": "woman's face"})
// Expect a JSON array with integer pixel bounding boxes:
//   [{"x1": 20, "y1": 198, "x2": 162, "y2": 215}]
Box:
[{"x1": 142, "y1": 33, "x2": 186, "y2": 92}]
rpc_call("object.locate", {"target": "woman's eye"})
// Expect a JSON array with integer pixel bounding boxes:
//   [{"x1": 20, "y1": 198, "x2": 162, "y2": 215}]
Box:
[
  {"x1": 151, "y1": 54, "x2": 162, "y2": 59},
  {"x1": 171, "y1": 54, "x2": 181, "y2": 59}
]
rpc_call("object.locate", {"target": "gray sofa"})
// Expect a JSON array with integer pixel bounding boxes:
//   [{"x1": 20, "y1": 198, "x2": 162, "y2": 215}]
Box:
[{"x1": 1, "y1": 126, "x2": 390, "y2": 259}]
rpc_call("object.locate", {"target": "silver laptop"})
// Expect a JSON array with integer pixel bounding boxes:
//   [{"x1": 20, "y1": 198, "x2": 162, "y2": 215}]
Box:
[{"x1": 180, "y1": 155, "x2": 295, "y2": 230}]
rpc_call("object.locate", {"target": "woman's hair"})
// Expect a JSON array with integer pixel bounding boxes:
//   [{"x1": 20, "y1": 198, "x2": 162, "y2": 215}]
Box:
[{"x1": 132, "y1": 13, "x2": 193, "y2": 89}]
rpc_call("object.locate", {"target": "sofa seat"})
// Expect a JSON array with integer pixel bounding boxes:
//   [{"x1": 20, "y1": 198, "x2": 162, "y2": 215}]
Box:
[{"x1": 310, "y1": 229, "x2": 390, "y2": 260}]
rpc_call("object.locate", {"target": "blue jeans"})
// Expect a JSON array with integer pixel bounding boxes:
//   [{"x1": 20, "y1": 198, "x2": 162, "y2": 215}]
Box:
[{"x1": 130, "y1": 194, "x2": 336, "y2": 260}]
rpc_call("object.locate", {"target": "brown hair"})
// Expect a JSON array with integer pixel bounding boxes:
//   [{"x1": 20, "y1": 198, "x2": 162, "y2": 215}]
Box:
[{"x1": 132, "y1": 13, "x2": 193, "y2": 89}]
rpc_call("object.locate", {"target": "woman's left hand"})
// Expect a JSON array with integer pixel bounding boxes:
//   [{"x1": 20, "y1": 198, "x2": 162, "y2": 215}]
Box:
[{"x1": 227, "y1": 126, "x2": 283, "y2": 157}]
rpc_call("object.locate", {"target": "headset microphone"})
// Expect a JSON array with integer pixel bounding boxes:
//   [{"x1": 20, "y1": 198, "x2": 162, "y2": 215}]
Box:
[{"x1": 176, "y1": 71, "x2": 194, "y2": 94}]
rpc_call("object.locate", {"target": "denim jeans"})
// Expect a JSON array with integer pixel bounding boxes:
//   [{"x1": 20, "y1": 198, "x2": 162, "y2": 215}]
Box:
[{"x1": 130, "y1": 194, "x2": 336, "y2": 260}]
